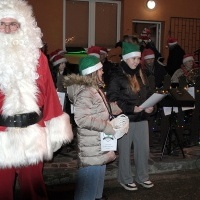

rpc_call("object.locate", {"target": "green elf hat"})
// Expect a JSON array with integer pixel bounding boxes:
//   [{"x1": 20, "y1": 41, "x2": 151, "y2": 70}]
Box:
[
  {"x1": 79, "y1": 55, "x2": 102, "y2": 75},
  {"x1": 122, "y1": 42, "x2": 141, "y2": 60}
]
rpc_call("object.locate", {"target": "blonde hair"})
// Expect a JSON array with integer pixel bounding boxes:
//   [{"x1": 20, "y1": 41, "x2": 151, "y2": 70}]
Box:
[
  {"x1": 127, "y1": 69, "x2": 147, "y2": 93},
  {"x1": 86, "y1": 70, "x2": 105, "y2": 88}
]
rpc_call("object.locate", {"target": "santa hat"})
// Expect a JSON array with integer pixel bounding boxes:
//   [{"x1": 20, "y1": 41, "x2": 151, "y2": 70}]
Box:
[
  {"x1": 142, "y1": 49, "x2": 155, "y2": 60},
  {"x1": 138, "y1": 28, "x2": 151, "y2": 43},
  {"x1": 87, "y1": 46, "x2": 101, "y2": 58},
  {"x1": 183, "y1": 54, "x2": 194, "y2": 64},
  {"x1": 79, "y1": 55, "x2": 102, "y2": 75},
  {"x1": 49, "y1": 49, "x2": 66, "y2": 61},
  {"x1": 52, "y1": 54, "x2": 67, "y2": 66},
  {"x1": 122, "y1": 42, "x2": 141, "y2": 60},
  {"x1": 167, "y1": 37, "x2": 178, "y2": 46},
  {"x1": 100, "y1": 47, "x2": 108, "y2": 55}
]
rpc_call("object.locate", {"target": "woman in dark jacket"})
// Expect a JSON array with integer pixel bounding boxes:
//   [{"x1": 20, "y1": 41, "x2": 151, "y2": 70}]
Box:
[{"x1": 106, "y1": 42, "x2": 155, "y2": 191}]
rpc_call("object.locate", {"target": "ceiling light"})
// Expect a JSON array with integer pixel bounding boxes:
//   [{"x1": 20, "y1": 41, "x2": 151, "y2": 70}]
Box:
[{"x1": 147, "y1": 0, "x2": 156, "y2": 10}]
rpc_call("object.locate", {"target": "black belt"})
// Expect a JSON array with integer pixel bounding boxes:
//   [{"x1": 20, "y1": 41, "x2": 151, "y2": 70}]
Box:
[{"x1": 0, "y1": 112, "x2": 43, "y2": 128}]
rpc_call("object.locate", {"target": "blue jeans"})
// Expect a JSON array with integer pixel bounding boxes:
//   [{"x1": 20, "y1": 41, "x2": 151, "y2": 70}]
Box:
[{"x1": 74, "y1": 165, "x2": 106, "y2": 200}]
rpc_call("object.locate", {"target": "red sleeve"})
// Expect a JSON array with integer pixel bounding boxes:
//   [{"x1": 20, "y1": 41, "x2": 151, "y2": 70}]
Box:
[{"x1": 36, "y1": 52, "x2": 63, "y2": 122}]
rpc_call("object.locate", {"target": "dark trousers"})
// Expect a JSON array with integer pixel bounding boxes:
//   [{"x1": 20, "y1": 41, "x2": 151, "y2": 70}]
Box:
[{"x1": 0, "y1": 162, "x2": 47, "y2": 200}]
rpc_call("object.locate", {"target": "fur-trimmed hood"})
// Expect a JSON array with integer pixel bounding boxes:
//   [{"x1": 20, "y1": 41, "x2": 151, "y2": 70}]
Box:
[{"x1": 63, "y1": 74, "x2": 98, "y2": 104}]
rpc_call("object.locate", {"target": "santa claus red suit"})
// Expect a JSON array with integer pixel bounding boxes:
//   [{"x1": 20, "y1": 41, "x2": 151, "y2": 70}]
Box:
[{"x1": 0, "y1": 0, "x2": 73, "y2": 199}]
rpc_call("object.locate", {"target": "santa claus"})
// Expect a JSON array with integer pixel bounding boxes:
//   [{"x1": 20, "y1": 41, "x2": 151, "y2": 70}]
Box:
[{"x1": 0, "y1": 0, "x2": 73, "y2": 199}]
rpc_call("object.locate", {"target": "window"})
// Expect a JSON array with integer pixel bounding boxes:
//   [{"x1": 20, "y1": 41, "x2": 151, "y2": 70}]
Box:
[{"x1": 63, "y1": 0, "x2": 121, "y2": 49}]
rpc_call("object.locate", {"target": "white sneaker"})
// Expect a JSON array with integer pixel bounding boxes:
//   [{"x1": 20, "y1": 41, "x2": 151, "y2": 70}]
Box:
[
  {"x1": 138, "y1": 180, "x2": 154, "y2": 188},
  {"x1": 120, "y1": 182, "x2": 138, "y2": 191}
]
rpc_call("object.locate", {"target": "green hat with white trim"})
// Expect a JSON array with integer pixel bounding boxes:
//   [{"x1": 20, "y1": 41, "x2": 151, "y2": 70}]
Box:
[
  {"x1": 122, "y1": 42, "x2": 141, "y2": 60},
  {"x1": 79, "y1": 55, "x2": 103, "y2": 75}
]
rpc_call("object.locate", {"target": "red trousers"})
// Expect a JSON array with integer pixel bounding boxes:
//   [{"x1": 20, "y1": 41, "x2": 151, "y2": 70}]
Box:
[{"x1": 0, "y1": 162, "x2": 48, "y2": 200}]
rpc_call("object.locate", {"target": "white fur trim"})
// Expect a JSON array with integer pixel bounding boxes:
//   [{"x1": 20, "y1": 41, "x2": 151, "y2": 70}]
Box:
[
  {"x1": 45, "y1": 113, "x2": 73, "y2": 154},
  {"x1": 88, "y1": 53, "x2": 100, "y2": 58},
  {"x1": 100, "y1": 50, "x2": 107, "y2": 55},
  {"x1": 81, "y1": 62, "x2": 102, "y2": 75},
  {"x1": 0, "y1": 125, "x2": 47, "y2": 168},
  {"x1": 144, "y1": 54, "x2": 155, "y2": 60},
  {"x1": 53, "y1": 57, "x2": 67, "y2": 66},
  {"x1": 0, "y1": 113, "x2": 73, "y2": 168},
  {"x1": 123, "y1": 52, "x2": 141, "y2": 60},
  {"x1": 168, "y1": 41, "x2": 178, "y2": 46},
  {"x1": 183, "y1": 56, "x2": 194, "y2": 64}
]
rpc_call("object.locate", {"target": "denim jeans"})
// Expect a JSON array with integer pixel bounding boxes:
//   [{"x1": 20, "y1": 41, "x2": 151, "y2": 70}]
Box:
[{"x1": 74, "y1": 165, "x2": 106, "y2": 200}]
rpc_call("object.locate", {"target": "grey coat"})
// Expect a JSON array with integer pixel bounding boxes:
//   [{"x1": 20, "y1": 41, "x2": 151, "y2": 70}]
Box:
[{"x1": 63, "y1": 74, "x2": 116, "y2": 167}]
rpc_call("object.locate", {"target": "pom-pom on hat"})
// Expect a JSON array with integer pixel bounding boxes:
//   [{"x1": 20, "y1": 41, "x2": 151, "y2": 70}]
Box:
[
  {"x1": 79, "y1": 55, "x2": 102, "y2": 75},
  {"x1": 183, "y1": 54, "x2": 194, "y2": 64},
  {"x1": 142, "y1": 48, "x2": 155, "y2": 60},
  {"x1": 52, "y1": 54, "x2": 67, "y2": 66},
  {"x1": 122, "y1": 42, "x2": 141, "y2": 60},
  {"x1": 167, "y1": 37, "x2": 178, "y2": 46},
  {"x1": 87, "y1": 46, "x2": 101, "y2": 58}
]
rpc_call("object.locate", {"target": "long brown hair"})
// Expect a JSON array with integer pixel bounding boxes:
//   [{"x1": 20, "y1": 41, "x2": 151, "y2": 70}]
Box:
[{"x1": 127, "y1": 69, "x2": 147, "y2": 93}]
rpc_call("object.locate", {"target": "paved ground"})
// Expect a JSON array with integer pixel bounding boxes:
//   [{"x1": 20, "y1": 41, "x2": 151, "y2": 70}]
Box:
[
  {"x1": 46, "y1": 169, "x2": 200, "y2": 200},
  {"x1": 14, "y1": 127, "x2": 200, "y2": 199}
]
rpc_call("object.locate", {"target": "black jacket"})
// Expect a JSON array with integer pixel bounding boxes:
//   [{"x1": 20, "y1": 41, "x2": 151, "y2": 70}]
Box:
[
  {"x1": 143, "y1": 60, "x2": 167, "y2": 88},
  {"x1": 106, "y1": 61, "x2": 154, "y2": 122}
]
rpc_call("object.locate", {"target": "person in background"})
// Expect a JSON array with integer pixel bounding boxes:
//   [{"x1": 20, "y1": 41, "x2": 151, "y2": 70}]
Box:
[
  {"x1": 141, "y1": 48, "x2": 167, "y2": 88},
  {"x1": 100, "y1": 47, "x2": 108, "y2": 64},
  {"x1": 0, "y1": 0, "x2": 73, "y2": 199},
  {"x1": 49, "y1": 48, "x2": 66, "y2": 63},
  {"x1": 139, "y1": 28, "x2": 162, "y2": 62},
  {"x1": 166, "y1": 37, "x2": 185, "y2": 76},
  {"x1": 51, "y1": 54, "x2": 70, "y2": 90},
  {"x1": 106, "y1": 42, "x2": 155, "y2": 191},
  {"x1": 103, "y1": 47, "x2": 122, "y2": 88},
  {"x1": 171, "y1": 54, "x2": 199, "y2": 83},
  {"x1": 87, "y1": 45, "x2": 101, "y2": 58},
  {"x1": 63, "y1": 55, "x2": 121, "y2": 200}
]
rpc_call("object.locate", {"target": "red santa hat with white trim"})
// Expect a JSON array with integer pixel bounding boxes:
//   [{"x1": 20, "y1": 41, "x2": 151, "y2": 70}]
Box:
[
  {"x1": 142, "y1": 48, "x2": 155, "y2": 60},
  {"x1": 138, "y1": 28, "x2": 151, "y2": 43},
  {"x1": 167, "y1": 37, "x2": 178, "y2": 46},
  {"x1": 52, "y1": 54, "x2": 67, "y2": 66},
  {"x1": 100, "y1": 47, "x2": 108, "y2": 55},
  {"x1": 49, "y1": 49, "x2": 66, "y2": 61},
  {"x1": 87, "y1": 46, "x2": 101, "y2": 58},
  {"x1": 183, "y1": 54, "x2": 194, "y2": 64}
]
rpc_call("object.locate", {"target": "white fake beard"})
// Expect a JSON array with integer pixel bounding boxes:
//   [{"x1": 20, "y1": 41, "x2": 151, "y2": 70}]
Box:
[{"x1": 0, "y1": 31, "x2": 41, "y2": 116}]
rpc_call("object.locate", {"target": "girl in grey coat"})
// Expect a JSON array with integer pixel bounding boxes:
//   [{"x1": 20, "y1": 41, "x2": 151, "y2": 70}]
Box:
[{"x1": 63, "y1": 55, "x2": 121, "y2": 200}]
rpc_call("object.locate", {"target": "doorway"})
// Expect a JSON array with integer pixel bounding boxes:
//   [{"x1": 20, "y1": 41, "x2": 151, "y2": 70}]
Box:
[{"x1": 132, "y1": 20, "x2": 162, "y2": 53}]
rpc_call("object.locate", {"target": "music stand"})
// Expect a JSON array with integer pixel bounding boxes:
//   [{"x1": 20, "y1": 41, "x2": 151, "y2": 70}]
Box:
[{"x1": 159, "y1": 88, "x2": 195, "y2": 160}]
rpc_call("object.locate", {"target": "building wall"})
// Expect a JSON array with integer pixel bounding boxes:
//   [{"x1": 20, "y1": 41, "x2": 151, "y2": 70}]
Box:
[
  {"x1": 28, "y1": 0, "x2": 200, "y2": 58},
  {"x1": 123, "y1": 0, "x2": 200, "y2": 59}
]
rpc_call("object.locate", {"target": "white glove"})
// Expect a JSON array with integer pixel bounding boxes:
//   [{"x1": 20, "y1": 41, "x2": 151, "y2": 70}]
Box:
[{"x1": 110, "y1": 114, "x2": 129, "y2": 139}]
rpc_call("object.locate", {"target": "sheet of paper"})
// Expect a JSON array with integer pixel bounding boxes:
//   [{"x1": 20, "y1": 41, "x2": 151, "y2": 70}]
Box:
[
  {"x1": 163, "y1": 87, "x2": 195, "y2": 115},
  {"x1": 101, "y1": 132, "x2": 117, "y2": 151},
  {"x1": 57, "y1": 92, "x2": 65, "y2": 110},
  {"x1": 182, "y1": 87, "x2": 195, "y2": 111},
  {"x1": 140, "y1": 93, "x2": 167, "y2": 109}
]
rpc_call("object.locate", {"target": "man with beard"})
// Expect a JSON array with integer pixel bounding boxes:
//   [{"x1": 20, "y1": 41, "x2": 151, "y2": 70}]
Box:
[{"x1": 0, "y1": 0, "x2": 73, "y2": 200}]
